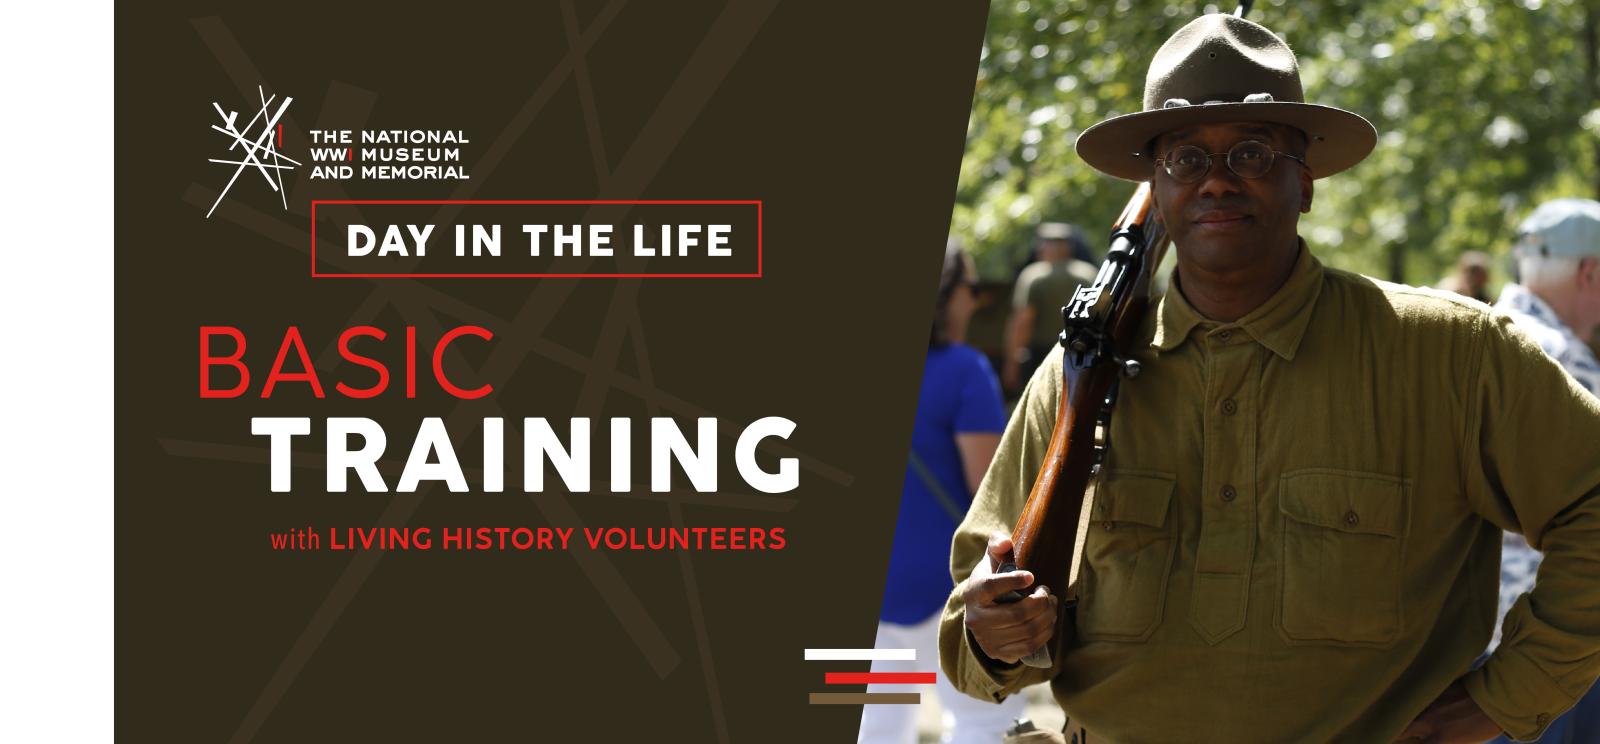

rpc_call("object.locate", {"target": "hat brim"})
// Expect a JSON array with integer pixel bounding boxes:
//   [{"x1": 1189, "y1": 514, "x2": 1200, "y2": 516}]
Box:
[{"x1": 1075, "y1": 101, "x2": 1377, "y2": 182}]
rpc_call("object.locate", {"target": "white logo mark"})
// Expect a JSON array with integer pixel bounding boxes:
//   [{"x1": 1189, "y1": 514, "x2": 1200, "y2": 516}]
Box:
[{"x1": 207, "y1": 86, "x2": 301, "y2": 218}]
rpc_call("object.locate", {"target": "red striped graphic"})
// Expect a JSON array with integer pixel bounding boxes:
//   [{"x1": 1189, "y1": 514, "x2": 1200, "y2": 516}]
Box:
[{"x1": 825, "y1": 672, "x2": 935, "y2": 685}]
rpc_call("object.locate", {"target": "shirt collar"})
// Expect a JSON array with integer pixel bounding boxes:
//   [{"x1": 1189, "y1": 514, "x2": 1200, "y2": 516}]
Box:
[{"x1": 1151, "y1": 240, "x2": 1325, "y2": 361}]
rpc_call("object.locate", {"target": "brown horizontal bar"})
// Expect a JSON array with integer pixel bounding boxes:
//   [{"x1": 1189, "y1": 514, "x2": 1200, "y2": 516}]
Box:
[{"x1": 808, "y1": 693, "x2": 920, "y2": 705}]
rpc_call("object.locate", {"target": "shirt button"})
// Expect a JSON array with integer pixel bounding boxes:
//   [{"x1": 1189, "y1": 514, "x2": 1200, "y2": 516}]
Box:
[
  {"x1": 1218, "y1": 330, "x2": 1233, "y2": 341},
  {"x1": 1221, "y1": 485, "x2": 1236, "y2": 502},
  {"x1": 1221, "y1": 399, "x2": 1238, "y2": 415},
  {"x1": 1344, "y1": 510, "x2": 1359, "y2": 526},
  {"x1": 1101, "y1": 521, "x2": 1114, "y2": 531},
  {"x1": 1536, "y1": 713, "x2": 1550, "y2": 727}
]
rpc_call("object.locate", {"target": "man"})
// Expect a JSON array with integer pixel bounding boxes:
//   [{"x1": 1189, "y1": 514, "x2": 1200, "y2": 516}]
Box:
[
  {"x1": 1495, "y1": 199, "x2": 1600, "y2": 396},
  {"x1": 938, "y1": 14, "x2": 1600, "y2": 744},
  {"x1": 1437, "y1": 251, "x2": 1494, "y2": 304},
  {"x1": 1003, "y1": 223, "x2": 1101, "y2": 392},
  {"x1": 1484, "y1": 198, "x2": 1600, "y2": 744}
]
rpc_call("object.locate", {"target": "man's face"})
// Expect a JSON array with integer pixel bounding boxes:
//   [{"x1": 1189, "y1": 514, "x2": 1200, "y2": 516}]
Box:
[
  {"x1": 1465, "y1": 265, "x2": 1489, "y2": 291},
  {"x1": 1579, "y1": 256, "x2": 1600, "y2": 344},
  {"x1": 1038, "y1": 238, "x2": 1070, "y2": 262},
  {"x1": 1150, "y1": 121, "x2": 1313, "y2": 275}
]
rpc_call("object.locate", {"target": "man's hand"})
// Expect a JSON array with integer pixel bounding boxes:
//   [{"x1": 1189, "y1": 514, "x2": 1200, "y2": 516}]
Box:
[
  {"x1": 962, "y1": 531, "x2": 1058, "y2": 664},
  {"x1": 1393, "y1": 679, "x2": 1503, "y2": 744}
]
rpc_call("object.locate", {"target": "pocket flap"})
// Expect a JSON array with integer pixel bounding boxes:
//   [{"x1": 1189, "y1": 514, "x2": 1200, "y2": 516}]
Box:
[
  {"x1": 1280, "y1": 469, "x2": 1406, "y2": 537},
  {"x1": 1092, "y1": 470, "x2": 1176, "y2": 528}
]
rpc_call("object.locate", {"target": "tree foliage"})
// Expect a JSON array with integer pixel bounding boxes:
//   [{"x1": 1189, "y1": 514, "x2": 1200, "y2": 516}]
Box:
[{"x1": 956, "y1": 0, "x2": 1600, "y2": 286}]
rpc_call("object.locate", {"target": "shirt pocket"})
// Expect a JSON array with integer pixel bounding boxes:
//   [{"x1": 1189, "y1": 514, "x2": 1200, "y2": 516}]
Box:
[
  {"x1": 1078, "y1": 470, "x2": 1177, "y2": 642},
  {"x1": 1277, "y1": 468, "x2": 1408, "y2": 646}
]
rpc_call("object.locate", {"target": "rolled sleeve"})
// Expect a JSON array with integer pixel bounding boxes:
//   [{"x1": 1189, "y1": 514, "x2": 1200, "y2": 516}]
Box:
[{"x1": 1465, "y1": 605, "x2": 1591, "y2": 741}]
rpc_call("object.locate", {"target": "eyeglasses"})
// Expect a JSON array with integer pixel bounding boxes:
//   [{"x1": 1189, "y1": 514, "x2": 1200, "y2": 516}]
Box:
[{"x1": 1154, "y1": 140, "x2": 1309, "y2": 183}]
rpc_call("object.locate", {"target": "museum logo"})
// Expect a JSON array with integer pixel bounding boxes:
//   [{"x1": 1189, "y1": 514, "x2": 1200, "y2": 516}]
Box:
[{"x1": 205, "y1": 85, "x2": 298, "y2": 219}]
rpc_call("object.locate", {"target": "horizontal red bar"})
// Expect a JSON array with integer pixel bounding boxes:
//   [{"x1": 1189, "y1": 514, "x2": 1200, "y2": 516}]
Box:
[
  {"x1": 312, "y1": 199, "x2": 760, "y2": 205},
  {"x1": 825, "y1": 672, "x2": 936, "y2": 685}
]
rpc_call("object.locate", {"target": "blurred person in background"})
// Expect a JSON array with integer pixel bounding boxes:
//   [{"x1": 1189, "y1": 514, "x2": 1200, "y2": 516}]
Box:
[
  {"x1": 1483, "y1": 197, "x2": 1600, "y2": 744},
  {"x1": 860, "y1": 240, "x2": 1025, "y2": 744},
  {"x1": 1495, "y1": 198, "x2": 1600, "y2": 396},
  {"x1": 1437, "y1": 250, "x2": 1494, "y2": 303},
  {"x1": 1002, "y1": 223, "x2": 1100, "y2": 393}
]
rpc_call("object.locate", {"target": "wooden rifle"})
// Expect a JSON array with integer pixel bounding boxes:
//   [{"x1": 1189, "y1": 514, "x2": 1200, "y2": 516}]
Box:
[{"x1": 996, "y1": 182, "x2": 1171, "y2": 667}]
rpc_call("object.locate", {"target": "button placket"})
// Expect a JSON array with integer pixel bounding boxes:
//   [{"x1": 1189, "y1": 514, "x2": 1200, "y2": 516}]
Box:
[{"x1": 1190, "y1": 340, "x2": 1259, "y2": 644}]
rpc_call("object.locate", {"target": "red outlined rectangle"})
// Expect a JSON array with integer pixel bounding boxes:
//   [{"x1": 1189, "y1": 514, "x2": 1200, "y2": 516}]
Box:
[
  {"x1": 823, "y1": 672, "x2": 936, "y2": 685},
  {"x1": 309, "y1": 199, "x2": 764, "y2": 278}
]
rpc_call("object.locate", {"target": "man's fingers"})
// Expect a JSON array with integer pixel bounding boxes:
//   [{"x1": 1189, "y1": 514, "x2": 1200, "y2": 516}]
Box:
[
  {"x1": 1022, "y1": 592, "x2": 1058, "y2": 634},
  {"x1": 975, "y1": 603, "x2": 1055, "y2": 663},
  {"x1": 963, "y1": 553, "x2": 1057, "y2": 664},
  {"x1": 991, "y1": 636, "x2": 1049, "y2": 663},
  {"x1": 969, "y1": 583, "x2": 1054, "y2": 629},
  {"x1": 971, "y1": 569, "x2": 1035, "y2": 603},
  {"x1": 1392, "y1": 714, "x2": 1432, "y2": 742},
  {"x1": 1392, "y1": 680, "x2": 1501, "y2": 744},
  {"x1": 985, "y1": 531, "x2": 1014, "y2": 571}
]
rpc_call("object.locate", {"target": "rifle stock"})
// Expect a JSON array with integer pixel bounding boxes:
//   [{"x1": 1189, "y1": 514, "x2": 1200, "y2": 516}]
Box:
[{"x1": 998, "y1": 182, "x2": 1170, "y2": 667}]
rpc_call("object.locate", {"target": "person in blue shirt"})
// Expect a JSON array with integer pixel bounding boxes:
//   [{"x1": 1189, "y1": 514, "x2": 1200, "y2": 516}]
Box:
[{"x1": 860, "y1": 241, "x2": 1026, "y2": 744}]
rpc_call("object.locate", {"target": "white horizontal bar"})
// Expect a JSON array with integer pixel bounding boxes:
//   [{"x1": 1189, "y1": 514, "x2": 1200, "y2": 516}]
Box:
[{"x1": 804, "y1": 648, "x2": 915, "y2": 661}]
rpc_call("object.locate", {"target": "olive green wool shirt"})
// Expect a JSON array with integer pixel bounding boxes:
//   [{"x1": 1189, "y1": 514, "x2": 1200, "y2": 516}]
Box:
[{"x1": 940, "y1": 245, "x2": 1600, "y2": 743}]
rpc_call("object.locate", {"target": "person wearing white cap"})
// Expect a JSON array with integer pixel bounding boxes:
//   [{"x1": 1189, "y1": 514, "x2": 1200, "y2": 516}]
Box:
[{"x1": 1495, "y1": 198, "x2": 1600, "y2": 396}]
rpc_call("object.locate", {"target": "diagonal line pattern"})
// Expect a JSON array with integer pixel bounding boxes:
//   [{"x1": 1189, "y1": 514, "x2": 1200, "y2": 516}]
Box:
[
  {"x1": 552, "y1": 18, "x2": 744, "y2": 737},
  {"x1": 627, "y1": 309, "x2": 731, "y2": 743},
  {"x1": 562, "y1": 0, "x2": 612, "y2": 184},
  {"x1": 305, "y1": 1, "x2": 627, "y2": 360},
  {"x1": 220, "y1": 298, "x2": 679, "y2": 744},
  {"x1": 420, "y1": 0, "x2": 628, "y2": 248},
  {"x1": 183, "y1": 2, "x2": 791, "y2": 739},
  {"x1": 181, "y1": 184, "x2": 512, "y2": 335}
]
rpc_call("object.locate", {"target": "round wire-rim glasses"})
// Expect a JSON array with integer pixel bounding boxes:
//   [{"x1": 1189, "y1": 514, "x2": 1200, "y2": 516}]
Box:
[{"x1": 1154, "y1": 140, "x2": 1309, "y2": 183}]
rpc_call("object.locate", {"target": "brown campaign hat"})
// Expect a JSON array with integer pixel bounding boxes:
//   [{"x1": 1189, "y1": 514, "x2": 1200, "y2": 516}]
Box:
[{"x1": 1075, "y1": 13, "x2": 1376, "y2": 182}]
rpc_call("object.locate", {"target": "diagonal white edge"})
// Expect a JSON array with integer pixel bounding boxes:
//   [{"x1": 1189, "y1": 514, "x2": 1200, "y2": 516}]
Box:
[{"x1": 804, "y1": 648, "x2": 915, "y2": 661}]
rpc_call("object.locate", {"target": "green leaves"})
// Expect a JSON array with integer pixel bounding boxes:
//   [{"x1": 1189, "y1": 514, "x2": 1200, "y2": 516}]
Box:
[{"x1": 956, "y1": 0, "x2": 1600, "y2": 286}]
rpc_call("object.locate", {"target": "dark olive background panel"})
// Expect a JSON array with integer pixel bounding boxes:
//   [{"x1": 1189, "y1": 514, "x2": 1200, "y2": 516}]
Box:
[{"x1": 117, "y1": 2, "x2": 989, "y2": 741}]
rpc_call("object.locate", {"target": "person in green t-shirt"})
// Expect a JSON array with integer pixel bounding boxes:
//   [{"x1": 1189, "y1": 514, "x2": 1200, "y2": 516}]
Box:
[{"x1": 1002, "y1": 223, "x2": 1100, "y2": 393}]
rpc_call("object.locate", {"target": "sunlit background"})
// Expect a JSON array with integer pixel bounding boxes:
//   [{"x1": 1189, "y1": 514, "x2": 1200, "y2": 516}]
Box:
[{"x1": 953, "y1": 0, "x2": 1598, "y2": 288}]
